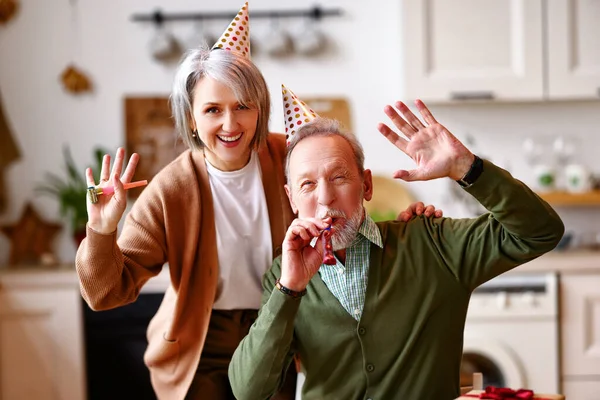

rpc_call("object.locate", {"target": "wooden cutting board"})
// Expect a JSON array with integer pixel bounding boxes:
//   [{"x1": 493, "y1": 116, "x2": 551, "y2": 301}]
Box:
[{"x1": 456, "y1": 390, "x2": 565, "y2": 399}]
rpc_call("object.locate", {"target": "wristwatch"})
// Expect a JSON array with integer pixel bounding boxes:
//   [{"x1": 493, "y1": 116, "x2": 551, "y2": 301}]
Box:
[
  {"x1": 456, "y1": 155, "x2": 484, "y2": 187},
  {"x1": 275, "y1": 279, "x2": 307, "y2": 299}
]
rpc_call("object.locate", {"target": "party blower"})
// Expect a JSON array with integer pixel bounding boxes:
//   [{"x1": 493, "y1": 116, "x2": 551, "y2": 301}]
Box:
[{"x1": 87, "y1": 180, "x2": 148, "y2": 204}]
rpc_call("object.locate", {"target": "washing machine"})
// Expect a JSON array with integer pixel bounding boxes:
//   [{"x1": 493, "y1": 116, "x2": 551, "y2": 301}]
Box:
[{"x1": 461, "y1": 272, "x2": 559, "y2": 393}]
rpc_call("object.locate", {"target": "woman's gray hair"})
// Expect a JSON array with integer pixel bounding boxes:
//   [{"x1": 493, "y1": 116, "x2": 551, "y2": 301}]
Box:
[
  {"x1": 285, "y1": 118, "x2": 365, "y2": 186},
  {"x1": 170, "y1": 46, "x2": 271, "y2": 151}
]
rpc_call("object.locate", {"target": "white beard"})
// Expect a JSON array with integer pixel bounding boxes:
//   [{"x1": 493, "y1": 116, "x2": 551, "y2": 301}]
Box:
[{"x1": 316, "y1": 206, "x2": 364, "y2": 251}]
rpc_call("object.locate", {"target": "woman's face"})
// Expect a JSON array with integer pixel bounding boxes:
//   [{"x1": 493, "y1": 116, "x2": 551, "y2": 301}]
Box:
[{"x1": 191, "y1": 76, "x2": 259, "y2": 171}]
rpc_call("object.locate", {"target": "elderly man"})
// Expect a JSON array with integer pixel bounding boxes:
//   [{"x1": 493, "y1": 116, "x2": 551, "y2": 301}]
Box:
[{"x1": 229, "y1": 99, "x2": 564, "y2": 400}]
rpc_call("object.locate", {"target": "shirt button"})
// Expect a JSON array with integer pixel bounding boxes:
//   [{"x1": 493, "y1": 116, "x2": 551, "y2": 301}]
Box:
[
  {"x1": 358, "y1": 327, "x2": 366, "y2": 335},
  {"x1": 366, "y1": 363, "x2": 375, "y2": 372},
  {"x1": 354, "y1": 309, "x2": 360, "y2": 316},
  {"x1": 337, "y1": 268, "x2": 343, "y2": 274}
]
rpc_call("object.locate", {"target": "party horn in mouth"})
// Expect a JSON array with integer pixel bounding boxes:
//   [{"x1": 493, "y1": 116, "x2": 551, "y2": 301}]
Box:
[
  {"x1": 87, "y1": 180, "x2": 148, "y2": 204},
  {"x1": 322, "y1": 225, "x2": 336, "y2": 265}
]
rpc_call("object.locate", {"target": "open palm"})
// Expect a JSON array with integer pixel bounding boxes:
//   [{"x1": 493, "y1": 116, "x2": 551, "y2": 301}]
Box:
[
  {"x1": 85, "y1": 147, "x2": 139, "y2": 234},
  {"x1": 377, "y1": 100, "x2": 473, "y2": 182}
]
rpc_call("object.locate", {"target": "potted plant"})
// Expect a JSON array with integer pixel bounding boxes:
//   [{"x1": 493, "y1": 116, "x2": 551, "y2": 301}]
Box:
[{"x1": 36, "y1": 145, "x2": 107, "y2": 245}]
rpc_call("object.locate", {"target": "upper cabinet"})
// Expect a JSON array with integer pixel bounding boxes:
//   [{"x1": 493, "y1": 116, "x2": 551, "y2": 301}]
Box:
[
  {"x1": 546, "y1": 0, "x2": 600, "y2": 99},
  {"x1": 402, "y1": 0, "x2": 600, "y2": 102}
]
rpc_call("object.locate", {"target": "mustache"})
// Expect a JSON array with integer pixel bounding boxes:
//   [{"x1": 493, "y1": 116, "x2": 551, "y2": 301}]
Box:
[{"x1": 316, "y1": 208, "x2": 347, "y2": 219}]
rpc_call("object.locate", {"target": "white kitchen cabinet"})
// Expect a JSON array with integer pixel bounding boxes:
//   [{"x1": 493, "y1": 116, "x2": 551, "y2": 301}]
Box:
[
  {"x1": 546, "y1": 0, "x2": 600, "y2": 99},
  {"x1": 402, "y1": 0, "x2": 544, "y2": 102},
  {"x1": 0, "y1": 270, "x2": 86, "y2": 400},
  {"x1": 402, "y1": 0, "x2": 600, "y2": 102},
  {"x1": 562, "y1": 380, "x2": 600, "y2": 400},
  {"x1": 560, "y1": 273, "x2": 600, "y2": 396}
]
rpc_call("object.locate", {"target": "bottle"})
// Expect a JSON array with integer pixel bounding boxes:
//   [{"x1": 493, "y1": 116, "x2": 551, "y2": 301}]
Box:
[{"x1": 322, "y1": 226, "x2": 336, "y2": 265}]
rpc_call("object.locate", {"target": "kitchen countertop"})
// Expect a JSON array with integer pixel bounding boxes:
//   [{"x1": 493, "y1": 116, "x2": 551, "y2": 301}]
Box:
[
  {"x1": 1, "y1": 249, "x2": 599, "y2": 290},
  {"x1": 509, "y1": 249, "x2": 600, "y2": 274},
  {"x1": 0, "y1": 264, "x2": 171, "y2": 293}
]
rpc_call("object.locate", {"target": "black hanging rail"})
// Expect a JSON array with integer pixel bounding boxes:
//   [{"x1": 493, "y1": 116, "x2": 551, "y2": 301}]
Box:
[{"x1": 131, "y1": 5, "x2": 342, "y2": 24}]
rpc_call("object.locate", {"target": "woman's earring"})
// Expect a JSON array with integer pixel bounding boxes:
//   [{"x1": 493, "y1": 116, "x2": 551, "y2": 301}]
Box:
[{"x1": 191, "y1": 129, "x2": 203, "y2": 146}]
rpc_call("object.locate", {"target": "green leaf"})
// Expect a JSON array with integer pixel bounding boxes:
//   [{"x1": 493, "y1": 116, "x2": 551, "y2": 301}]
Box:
[
  {"x1": 63, "y1": 145, "x2": 86, "y2": 184},
  {"x1": 35, "y1": 145, "x2": 109, "y2": 233}
]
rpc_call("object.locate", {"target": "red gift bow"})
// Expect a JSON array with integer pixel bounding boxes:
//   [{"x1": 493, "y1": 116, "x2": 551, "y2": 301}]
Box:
[{"x1": 463, "y1": 386, "x2": 552, "y2": 400}]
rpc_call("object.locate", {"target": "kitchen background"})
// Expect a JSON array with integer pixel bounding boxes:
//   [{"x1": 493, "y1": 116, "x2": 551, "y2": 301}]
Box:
[
  {"x1": 1, "y1": 1, "x2": 600, "y2": 399},
  {"x1": 1, "y1": 0, "x2": 599, "y2": 263}
]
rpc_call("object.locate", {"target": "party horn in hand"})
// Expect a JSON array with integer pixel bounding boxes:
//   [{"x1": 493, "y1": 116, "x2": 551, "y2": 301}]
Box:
[{"x1": 87, "y1": 180, "x2": 148, "y2": 204}]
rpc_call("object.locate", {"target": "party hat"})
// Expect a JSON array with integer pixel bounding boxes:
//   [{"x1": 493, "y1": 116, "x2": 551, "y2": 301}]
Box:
[
  {"x1": 281, "y1": 84, "x2": 320, "y2": 145},
  {"x1": 212, "y1": 2, "x2": 251, "y2": 58}
]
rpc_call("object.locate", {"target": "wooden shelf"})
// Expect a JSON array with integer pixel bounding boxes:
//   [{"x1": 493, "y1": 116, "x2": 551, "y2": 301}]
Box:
[{"x1": 538, "y1": 190, "x2": 600, "y2": 206}]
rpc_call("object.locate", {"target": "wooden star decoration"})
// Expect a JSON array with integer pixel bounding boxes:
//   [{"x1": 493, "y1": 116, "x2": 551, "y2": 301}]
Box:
[{"x1": 0, "y1": 202, "x2": 62, "y2": 267}]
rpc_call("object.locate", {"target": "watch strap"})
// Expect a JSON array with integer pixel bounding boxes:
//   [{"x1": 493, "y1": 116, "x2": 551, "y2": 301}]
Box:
[
  {"x1": 275, "y1": 279, "x2": 307, "y2": 299},
  {"x1": 456, "y1": 155, "x2": 484, "y2": 187}
]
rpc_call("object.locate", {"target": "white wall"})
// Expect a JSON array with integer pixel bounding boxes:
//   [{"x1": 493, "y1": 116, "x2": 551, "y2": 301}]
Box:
[{"x1": 0, "y1": 0, "x2": 599, "y2": 265}]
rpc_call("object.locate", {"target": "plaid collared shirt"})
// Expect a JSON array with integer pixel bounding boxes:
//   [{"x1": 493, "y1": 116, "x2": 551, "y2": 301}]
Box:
[{"x1": 319, "y1": 214, "x2": 383, "y2": 321}]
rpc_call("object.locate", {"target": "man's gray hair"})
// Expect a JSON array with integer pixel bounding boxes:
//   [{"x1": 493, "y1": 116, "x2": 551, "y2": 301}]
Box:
[
  {"x1": 285, "y1": 118, "x2": 365, "y2": 186},
  {"x1": 170, "y1": 46, "x2": 271, "y2": 151}
]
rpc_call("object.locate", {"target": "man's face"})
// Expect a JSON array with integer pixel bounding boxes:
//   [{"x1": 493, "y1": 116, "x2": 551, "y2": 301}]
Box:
[{"x1": 285, "y1": 135, "x2": 373, "y2": 250}]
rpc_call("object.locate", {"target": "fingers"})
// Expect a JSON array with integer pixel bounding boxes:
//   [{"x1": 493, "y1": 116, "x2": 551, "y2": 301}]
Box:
[
  {"x1": 383, "y1": 105, "x2": 417, "y2": 138},
  {"x1": 413, "y1": 201, "x2": 425, "y2": 215},
  {"x1": 100, "y1": 148, "x2": 125, "y2": 180},
  {"x1": 121, "y1": 153, "x2": 140, "y2": 184},
  {"x1": 107, "y1": 171, "x2": 128, "y2": 212},
  {"x1": 396, "y1": 211, "x2": 411, "y2": 222},
  {"x1": 299, "y1": 217, "x2": 332, "y2": 231},
  {"x1": 423, "y1": 204, "x2": 435, "y2": 217},
  {"x1": 396, "y1": 202, "x2": 443, "y2": 221},
  {"x1": 288, "y1": 218, "x2": 331, "y2": 236},
  {"x1": 396, "y1": 203, "x2": 443, "y2": 222},
  {"x1": 111, "y1": 147, "x2": 126, "y2": 179},
  {"x1": 86, "y1": 168, "x2": 96, "y2": 187},
  {"x1": 400, "y1": 202, "x2": 425, "y2": 219},
  {"x1": 392, "y1": 168, "x2": 427, "y2": 182},
  {"x1": 286, "y1": 218, "x2": 329, "y2": 243},
  {"x1": 313, "y1": 226, "x2": 333, "y2": 255},
  {"x1": 99, "y1": 148, "x2": 138, "y2": 185},
  {"x1": 286, "y1": 225, "x2": 314, "y2": 245},
  {"x1": 377, "y1": 123, "x2": 409, "y2": 152},
  {"x1": 99, "y1": 154, "x2": 111, "y2": 183},
  {"x1": 415, "y1": 99, "x2": 438, "y2": 126},
  {"x1": 395, "y1": 101, "x2": 426, "y2": 130},
  {"x1": 392, "y1": 169, "x2": 411, "y2": 180},
  {"x1": 112, "y1": 171, "x2": 124, "y2": 196},
  {"x1": 421, "y1": 204, "x2": 442, "y2": 218}
]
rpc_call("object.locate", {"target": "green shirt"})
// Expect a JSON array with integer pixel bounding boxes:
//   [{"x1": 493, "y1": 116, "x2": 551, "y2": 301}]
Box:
[
  {"x1": 319, "y1": 215, "x2": 383, "y2": 320},
  {"x1": 229, "y1": 160, "x2": 564, "y2": 400}
]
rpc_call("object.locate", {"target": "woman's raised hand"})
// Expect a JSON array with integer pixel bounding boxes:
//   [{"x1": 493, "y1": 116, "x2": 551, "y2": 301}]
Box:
[{"x1": 85, "y1": 147, "x2": 139, "y2": 234}]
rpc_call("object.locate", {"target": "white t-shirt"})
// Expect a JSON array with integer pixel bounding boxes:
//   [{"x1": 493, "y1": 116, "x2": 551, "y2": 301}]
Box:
[{"x1": 206, "y1": 152, "x2": 272, "y2": 310}]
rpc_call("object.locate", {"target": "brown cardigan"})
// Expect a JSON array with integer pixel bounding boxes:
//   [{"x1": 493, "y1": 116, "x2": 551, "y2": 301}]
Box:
[{"x1": 76, "y1": 134, "x2": 294, "y2": 400}]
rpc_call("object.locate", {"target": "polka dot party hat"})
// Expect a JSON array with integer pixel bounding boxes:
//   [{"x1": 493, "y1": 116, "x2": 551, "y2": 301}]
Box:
[
  {"x1": 282, "y1": 84, "x2": 320, "y2": 145},
  {"x1": 212, "y1": 2, "x2": 251, "y2": 58}
]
